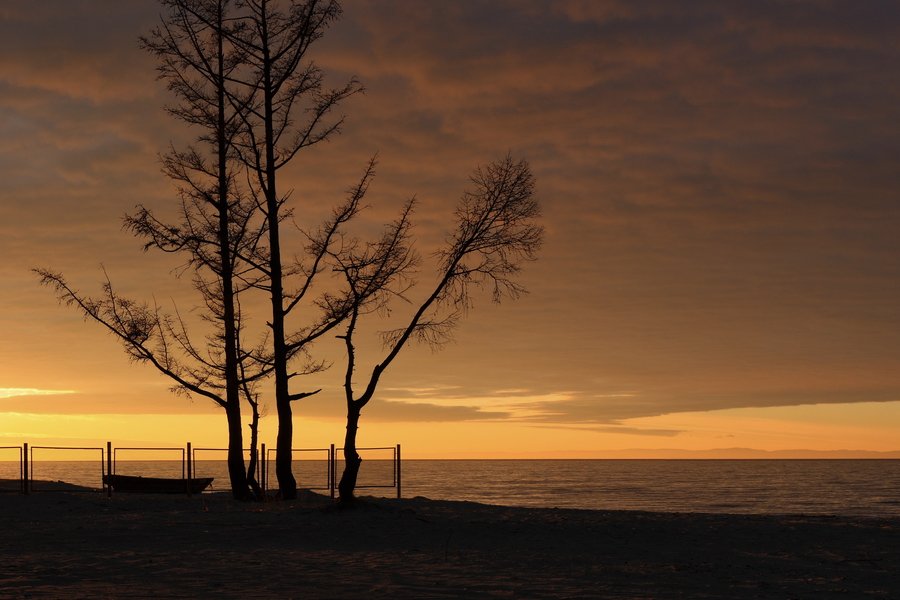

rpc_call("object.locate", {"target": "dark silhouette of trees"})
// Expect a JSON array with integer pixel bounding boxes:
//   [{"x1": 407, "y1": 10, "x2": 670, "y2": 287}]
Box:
[
  {"x1": 36, "y1": 0, "x2": 542, "y2": 507},
  {"x1": 334, "y1": 156, "x2": 543, "y2": 502},
  {"x1": 36, "y1": 0, "x2": 265, "y2": 500},
  {"x1": 37, "y1": 0, "x2": 378, "y2": 502},
  {"x1": 222, "y1": 0, "x2": 363, "y2": 499},
  {"x1": 139, "y1": 0, "x2": 272, "y2": 500}
]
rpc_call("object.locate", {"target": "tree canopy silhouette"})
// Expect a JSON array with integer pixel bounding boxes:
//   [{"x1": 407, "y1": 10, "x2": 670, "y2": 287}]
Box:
[
  {"x1": 334, "y1": 155, "x2": 543, "y2": 502},
  {"x1": 37, "y1": 0, "x2": 265, "y2": 499},
  {"x1": 36, "y1": 2, "x2": 543, "y2": 506},
  {"x1": 220, "y1": 0, "x2": 364, "y2": 499}
]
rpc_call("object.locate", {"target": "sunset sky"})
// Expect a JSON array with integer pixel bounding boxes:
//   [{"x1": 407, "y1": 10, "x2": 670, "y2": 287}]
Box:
[{"x1": 1, "y1": 0, "x2": 899, "y2": 458}]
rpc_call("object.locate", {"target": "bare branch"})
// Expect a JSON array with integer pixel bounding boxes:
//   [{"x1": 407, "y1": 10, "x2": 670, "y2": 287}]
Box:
[{"x1": 34, "y1": 268, "x2": 227, "y2": 407}]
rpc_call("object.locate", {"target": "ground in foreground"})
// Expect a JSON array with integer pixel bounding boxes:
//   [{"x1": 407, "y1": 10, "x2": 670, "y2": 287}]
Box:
[{"x1": 0, "y1": 487, "x2": 898, "y2": 598}]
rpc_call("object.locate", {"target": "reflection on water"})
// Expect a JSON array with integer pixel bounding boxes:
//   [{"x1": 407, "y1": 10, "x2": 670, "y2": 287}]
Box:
[{"x1": 2, "y1": 459, "x2": 898, "y2": 517}]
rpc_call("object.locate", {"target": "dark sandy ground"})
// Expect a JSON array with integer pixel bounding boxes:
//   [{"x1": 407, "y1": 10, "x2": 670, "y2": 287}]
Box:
[{"x1": 0, "y1": 485, "x2": 898, "y2": 599}]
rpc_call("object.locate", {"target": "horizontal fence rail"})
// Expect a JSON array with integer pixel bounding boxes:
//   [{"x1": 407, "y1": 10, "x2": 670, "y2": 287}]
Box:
[
  {"x1": 28, "y1": 445, "x2": 106, "y2": 494},
  {"x1": 113, "y1": 447, "x2": 186, "y2": 477},
  {"x1": 263, "y1": 446, "x2": 334, "y2": 496},
  {"x1": 332, "y1": 445, "x2": 402, "y2": 499},
  {"x1": 191, "y1": 446, "x2": 264, "y2": 494},
  {"x1": 5, "y1": 442, "x2": 401, "y2": 498}
]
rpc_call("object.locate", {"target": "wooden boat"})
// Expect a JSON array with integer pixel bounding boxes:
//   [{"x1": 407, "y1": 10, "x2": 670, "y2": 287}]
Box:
[{"x1": 103, "y1": 474, "x2": 214, "y2": 494}]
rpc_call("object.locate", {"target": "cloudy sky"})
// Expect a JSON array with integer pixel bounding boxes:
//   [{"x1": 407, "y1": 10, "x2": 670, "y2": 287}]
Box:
[{"x1": 1, "y1": 0, "x2": 899, "y2": 457}]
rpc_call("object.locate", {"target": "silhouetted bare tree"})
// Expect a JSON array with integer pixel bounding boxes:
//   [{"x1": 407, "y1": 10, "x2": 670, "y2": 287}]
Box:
[
  {"x1": 36, "y1": 0, "x2": 265, "y2": 500},
  {"x1": 334, "y1": 156, "x2": 543, "y2": 502},
  {"x1": 223, "y1": 0, "x2": 363, "y2": 499},
  {"x1": 139, "y1": 0, "x2": 268, "y2": 500}
]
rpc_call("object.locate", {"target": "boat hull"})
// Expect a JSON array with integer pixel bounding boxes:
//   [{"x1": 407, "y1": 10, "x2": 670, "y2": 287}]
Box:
[{"x1": 103, "y1": 474, "x2": 214, "y2": 494}]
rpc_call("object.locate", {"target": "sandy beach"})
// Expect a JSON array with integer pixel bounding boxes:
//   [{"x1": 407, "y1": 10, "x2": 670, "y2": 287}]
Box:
[{"x1": 1, "y1": 485, "x2": 898, "y2": 599}]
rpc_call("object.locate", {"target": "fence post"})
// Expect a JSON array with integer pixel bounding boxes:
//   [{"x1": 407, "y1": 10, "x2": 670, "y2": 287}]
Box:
[
  {"x1": 261, "y1": 443, "x2": 266, "y2": 498},
  {"x1": 23, "y1": 442, "x2": 29, "y2": 495},
  {"x1": 329, "y1": 443, "x2": 335, "y2": 499},
  {"x1": 105, "y1": 441, "x2": 112, "y2": 498},
  {"x1": 254, "y1": 447, "x2": 259, "y2": 490},
  {"x1": 396, "y1": 443, "x2": 402, "y2": 499},
  {"x1": 186, "y1": 442, "x2": 193, "y2": 497}
]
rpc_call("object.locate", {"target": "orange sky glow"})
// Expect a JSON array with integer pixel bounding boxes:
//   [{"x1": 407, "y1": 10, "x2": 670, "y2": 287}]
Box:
[{"x1": 1, "y1": 1, "x2": 900, "y2": 458}]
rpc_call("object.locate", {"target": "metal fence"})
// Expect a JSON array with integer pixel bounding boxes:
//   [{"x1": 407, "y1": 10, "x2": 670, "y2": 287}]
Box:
[
  {"x1": 0, "y1": 446, "x2": 24, "y2": 493},
  {"x1": 4, "y1": 441, "x2": 401, "y2": 498},
  {"x1": 263, "y1": 445, "x2": 333, "y2": 494},
  {"x1": 113, "y1": 446, "x2": 186, "y2": 478},
  {"x1": 191, "y1": 445, "x2": 262, "y2": 492},
  {"x1": 27, "y1": 444, "x2": 106, "y2": 494},
  {"x1": 333, "y1": 445, "x2": 402, "y2": 498}
]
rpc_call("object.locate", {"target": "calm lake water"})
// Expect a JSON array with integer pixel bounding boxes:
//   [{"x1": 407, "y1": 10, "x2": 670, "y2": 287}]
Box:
[{"x1": 2, "y1": 458, "x2": 899, "y2": 517}]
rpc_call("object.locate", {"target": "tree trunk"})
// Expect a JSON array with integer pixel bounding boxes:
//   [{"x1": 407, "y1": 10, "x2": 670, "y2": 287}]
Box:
[
  {"x1": 338, "y1": 405, "x2": 362, "y2": 503},
  {"x1": 257, "y1": 3, "x2": 297, "y2": 501},
  {"x1": 274, "y1": 395, "x2": 296, "y2": 498},
  {"x1": 225, "y1": 399, "x2": 252, "y2": 500},
  {"x1": 245, "y1": 398, "x2": 262, "y2": 500},
  {"x1": 216, "y1": 7, "x2": 249, "y2": 502}
]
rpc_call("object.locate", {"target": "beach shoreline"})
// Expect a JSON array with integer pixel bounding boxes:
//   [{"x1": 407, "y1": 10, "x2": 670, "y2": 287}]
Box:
[{"x1": 1, "y1": 485, "x2": 898, "y2": 598}]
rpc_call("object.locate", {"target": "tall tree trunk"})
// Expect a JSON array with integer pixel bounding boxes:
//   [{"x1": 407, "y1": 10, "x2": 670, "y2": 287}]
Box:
[
  {"x1": 259, "y1": 3, "x2": 297, "y2": 500},
  {"x1": 216, "y1": 1, "x2": 249, "y2": 500},
  {"x1": 274, "y1": 387, "x2": 296, "y2": 498},
  {"x1": 338, "y1": 404, "x2": 362, "y2": 503},
  {"x1": 224, "y1": 399, "x2": 251, "y2": 500}
]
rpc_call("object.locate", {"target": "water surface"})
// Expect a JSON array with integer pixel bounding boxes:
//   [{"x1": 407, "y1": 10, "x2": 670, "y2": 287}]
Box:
[{"x1": 3, "y1": 458, "x2": 898, "y2": 517}]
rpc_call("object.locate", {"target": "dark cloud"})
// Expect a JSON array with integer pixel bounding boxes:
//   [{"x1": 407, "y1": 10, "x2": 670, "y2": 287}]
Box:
[{"x1": 2, "y1": 1, "x2": 899, "y2": 431}]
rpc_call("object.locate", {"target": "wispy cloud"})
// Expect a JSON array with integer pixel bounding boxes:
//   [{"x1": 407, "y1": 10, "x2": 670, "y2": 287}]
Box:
[
  {"x1": 0, "y1": 388, "x2": 77, "y2": 399},
  {"x1": 381, "y1": 385, "x2": 463, "y2": 397},
  {"x1": 528, "y1": 424, "x2": 681, "y2": 437}
]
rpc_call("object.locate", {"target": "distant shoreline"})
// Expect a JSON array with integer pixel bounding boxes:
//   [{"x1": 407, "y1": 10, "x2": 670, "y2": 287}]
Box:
[{"x1": 4, "y1": 455, "x2": 900, "y2": 462}]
